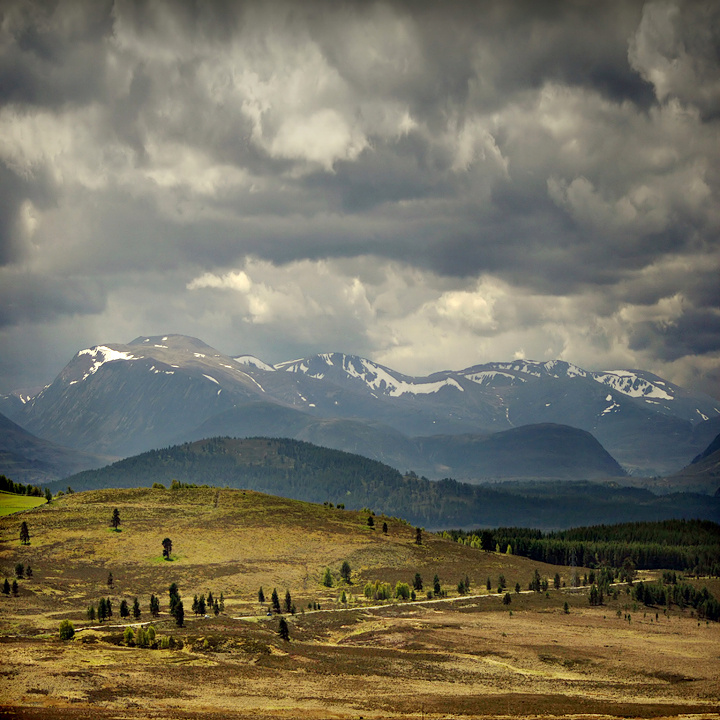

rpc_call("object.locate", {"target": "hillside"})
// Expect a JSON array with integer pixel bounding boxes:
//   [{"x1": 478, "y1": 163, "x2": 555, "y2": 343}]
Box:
[
  {"x1": 414, "y1": 423, "x2": 625, "y2": 480},
  {"x1": 0, "y1": 411, "x2": 111, "y2": 485},
  {"x1": 3, "y1": 334, "x2": 719, "y2": 476},
  {"x1": 0, "y1": 486, "x2": 568, "y2": 632},
  {"x1": 668, "y1": 432, "x2": 720, "y2": 495},
  {"x1": 59, "y1": 437, "x2": 720, "y2": 530},
  {"x1": 2, "y1": 487, "x2": 720, "y2": 720}
]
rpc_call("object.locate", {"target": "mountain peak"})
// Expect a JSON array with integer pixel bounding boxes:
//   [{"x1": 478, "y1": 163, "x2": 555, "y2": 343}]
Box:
[{"x1": 128, "y1": 334, "x2": 213, "y2": 352}]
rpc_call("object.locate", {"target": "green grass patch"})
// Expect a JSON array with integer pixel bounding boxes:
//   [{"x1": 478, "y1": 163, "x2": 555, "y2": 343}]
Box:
[{"x1": 0, "y1": 491, "x2": 46, "y2": 516}]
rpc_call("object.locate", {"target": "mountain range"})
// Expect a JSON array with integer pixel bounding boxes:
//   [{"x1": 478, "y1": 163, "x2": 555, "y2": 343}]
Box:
[{"x1": 2, "y1": 333, "x2": 719, "y2": 482}]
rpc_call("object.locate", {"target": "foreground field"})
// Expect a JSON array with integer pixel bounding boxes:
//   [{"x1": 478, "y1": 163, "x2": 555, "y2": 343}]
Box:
[{"x1": 0, "y1": 487, "x2": 718, "y2": 719}]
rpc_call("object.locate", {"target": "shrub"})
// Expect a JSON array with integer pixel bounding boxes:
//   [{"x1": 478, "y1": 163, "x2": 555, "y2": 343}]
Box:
[{"x1": 59, "y1": 620, "x2": 75, "y2": 641}]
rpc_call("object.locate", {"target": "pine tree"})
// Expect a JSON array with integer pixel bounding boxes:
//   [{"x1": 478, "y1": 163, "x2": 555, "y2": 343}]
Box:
[
  {"x1": 340, "y1": 561, "x2": 352, "y2": 584},
  {"x1": 106, "y1": 598, "x2": 113, "y2": 619},
  {"x1": 219, "y1": 592, "x2": 225, "y2": 613},
  {"x1": 207, "y1": 591, "x2": 214, "y2": 608},
  {"x1": 433, "y1": 574, "x2": 441, "y2": 596},
  {"x1": 133, "y1": 597, "x2": 141, "y2": 619},
  {"x1": 87, "y1": 605, "x2": 96, "y2": 621},
  {"x1": 98, "y1": 597, "x2": 107, "y2": 622},
  {"x1": 213, "y1": 599, "x2": 219, "y2": 615},
  {"x1": 162, "y1": 538, "x2": 173, "y2": 560},
  {"x1": 2, "y1": 579, "x2": 10, "y2": 595},
  {"x1": 322, "y1": 568, "x2": 333, "y2": 587},
  {"x1": 271, "y1": 588, "x2": 281, "y2": 613},
  {"x1": 382, "y1": 521, "x2": 388, "y2": 534},
  {"x1": 150, "y1": 594, "x2": 160, "y2": 617},
  {"x1": 413, "y1": 573, "x2": 423, "y2": 591},
  {"x1": 174, "y1": 600, "x2": 184, "y2": 627},
  {"x1": 278, "y1": 617, "x2": 290, "y2": 641},
  {"x1": 192, "y1": 594, "x2": 199, "y2": 615},
  {"x1": 15, "y1": 563, "x2": 24, "y2": 579},
  {"x1": 197, "y1": 594, "x2": 206, "y2": 615},
  {"x1": 107, "y1": 572, "x2": 114, "y2": 589},
  {"x1": 19, "y1": 521, "x2": 30, "y2": 545},
  {"x1": 258, "y1": 587, "x2": 265, "y2": 603},
  {"x1": 25, "y1": 565, "x2": 32, "y2": 579},
  {"x1": 284, "y1": 589, "x2": 292, "y2": 614},
  {"x1": 111, "y1": 508, "x2": 121, "y2": 530},
  {"x1": 367, "y1": 515, "x2": 374, "y2": 528},
  {"x1": 415, "y1": 527, "x2": 422, "y2": 545},
  {"x1": 11, "y1": 580, "x2": 18, "y2": 596},
  {"x1": 120, "y1": 599, "x2": 129, "y2": 618}
]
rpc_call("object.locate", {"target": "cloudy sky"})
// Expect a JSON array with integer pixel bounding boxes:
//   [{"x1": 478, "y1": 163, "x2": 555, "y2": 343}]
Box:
[{"x1": 1, "y1": 0, "x2": 719, "y2": 399}]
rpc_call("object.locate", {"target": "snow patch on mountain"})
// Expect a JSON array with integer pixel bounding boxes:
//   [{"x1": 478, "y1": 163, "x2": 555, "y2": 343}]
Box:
[
  {"x1": 76, "y1": 346, "x2": 136, "y2": 382},
  {"x1": 464, "y1": 370, "x2": 520, "y2": 385},
  {"x1": 202, "y1": 374, "x2": 219, "y2": 385},
  {"x1": 593, "y1": 371, "x2": 673, "y2": 401}
]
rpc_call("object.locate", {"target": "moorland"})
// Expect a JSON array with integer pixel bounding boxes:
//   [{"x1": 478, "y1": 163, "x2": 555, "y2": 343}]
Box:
[{"x1": 1, "y1": 486, "x2": 719, "y2": 720}]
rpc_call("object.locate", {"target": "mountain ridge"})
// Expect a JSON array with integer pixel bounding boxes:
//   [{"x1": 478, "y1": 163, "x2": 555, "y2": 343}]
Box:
[{"x1": 2, "y1": 334, "x2": 718, "y2": 478}]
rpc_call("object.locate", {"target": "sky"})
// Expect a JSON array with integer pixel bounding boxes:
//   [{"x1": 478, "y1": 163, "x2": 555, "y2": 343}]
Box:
[{"x1": 1, "y1": 0, "x2": 719, "y2": 400}]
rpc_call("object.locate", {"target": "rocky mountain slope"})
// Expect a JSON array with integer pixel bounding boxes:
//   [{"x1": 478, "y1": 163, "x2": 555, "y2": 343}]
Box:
[{"x1": 2, "y1": 334, "x2": 719, "y2": 478}]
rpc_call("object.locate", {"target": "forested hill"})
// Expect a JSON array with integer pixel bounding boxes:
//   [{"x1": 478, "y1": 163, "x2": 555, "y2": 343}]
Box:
[{"x1": 58, "y1": 437, "x2": 720, "y2": 530}]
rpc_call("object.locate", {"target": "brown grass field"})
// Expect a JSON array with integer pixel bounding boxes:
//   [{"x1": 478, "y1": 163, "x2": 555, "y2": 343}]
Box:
[{"x1": 0, "y1": 487, "x2": 718, "y2": 720}]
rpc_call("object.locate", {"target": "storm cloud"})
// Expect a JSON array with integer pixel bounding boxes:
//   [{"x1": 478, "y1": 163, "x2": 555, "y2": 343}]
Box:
[{"x1": 1, "y1": 0, "x2": 719, "y2": 399}]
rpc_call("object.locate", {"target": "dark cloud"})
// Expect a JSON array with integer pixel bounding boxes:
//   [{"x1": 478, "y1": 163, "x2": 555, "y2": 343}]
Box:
[{"x1": 0, "y1": 0, "x2": 718, "y2": 399}]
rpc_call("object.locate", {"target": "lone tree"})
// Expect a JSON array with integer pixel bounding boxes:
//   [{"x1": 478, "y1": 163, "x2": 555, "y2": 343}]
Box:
[
  {"x1": 119, "y1": 599, "x2": 129, "y2": 618},
  {"x1": 271, "y1": 588, "x2": 281, "y2": 613},
  {"x1": 132, "y1": 597, "x2": 141, "y2": 619},
  {"x1": 415, "y1": 527, "x2": 422, "y2": 545},
  {"x1": 278, "y1": 617, "x2": 290, "y2": 641},
  {"x1": 258, "y1": 587, "x2": 265, "y2": 603},
  {"x1": 111, "y1": 508, "x2": 121, "y2": 531},
  {"x1": 284, "y1": 589, "x2": 293, "y2": 614},
  {"x1": 367, "y1": 515, "x2": 374, "y2": 528},
  {"x1": 382, "y1": 521, "x2": 388, "y2": 534},
  {"x1": 162, "y1": 538, "x2": 173, "y2": 560},
  {"x1": 19, "y1": 521, "x2": 30, "y2": 545},
  {"x1": 340, "y1": 561, "x2": 352, "y2": 584}
]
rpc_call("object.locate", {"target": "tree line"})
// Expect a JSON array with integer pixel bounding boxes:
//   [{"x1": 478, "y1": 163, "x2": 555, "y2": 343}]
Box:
[
  {"x1": 0, "y1": 474, "x2": 48, "y2": 499},
  {"x1": 447, "y1": 520, "x2": 720, "y2": 575}
]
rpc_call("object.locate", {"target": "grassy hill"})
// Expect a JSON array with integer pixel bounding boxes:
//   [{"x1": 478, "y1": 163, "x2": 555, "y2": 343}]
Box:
[
  {"x1": 0, "y1": 486, "x2": 568, "y2": 633},
  {"x1": 2, "y1": 487, "x2": 720, "y2": 720},
  {"x1": 58, "y1": 437, "x2": 720, "y2": 530}
]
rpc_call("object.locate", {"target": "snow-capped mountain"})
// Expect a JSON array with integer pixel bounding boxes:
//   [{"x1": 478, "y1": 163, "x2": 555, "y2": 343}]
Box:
[{"x1": 2, "y1": 335, "x2": 719, "y2": 477}]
